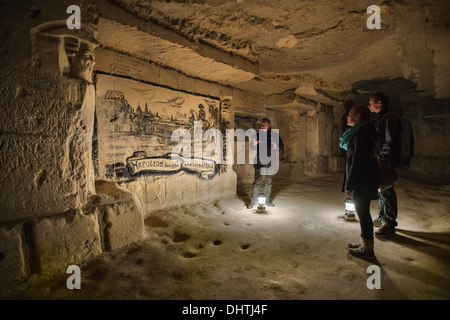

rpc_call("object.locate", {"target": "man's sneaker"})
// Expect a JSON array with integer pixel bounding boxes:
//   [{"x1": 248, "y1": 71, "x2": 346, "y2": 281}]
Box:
[
  {"x1": 373, "y1": 216, "x2": 382, "y2": 227},
  {"x1": 247, "y1": 202, "x2": 255, "y2": 209},
  {"x1": 266, "y1": 201, "x2": 275, "y2": 207},
  {"x1": 375, "y1": 222, "x2": 396, "y2": 237}
]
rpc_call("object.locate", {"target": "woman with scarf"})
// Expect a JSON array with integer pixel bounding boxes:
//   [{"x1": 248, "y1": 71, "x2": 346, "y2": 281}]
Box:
[{"x1": 340, "y1": 106, "x2": 380, "y2": 259}]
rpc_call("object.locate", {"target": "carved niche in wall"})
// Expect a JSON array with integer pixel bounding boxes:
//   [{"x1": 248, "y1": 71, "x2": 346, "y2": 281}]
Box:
[{"x1": 30, "y1": 20, "x2": 98, "y2": 83}]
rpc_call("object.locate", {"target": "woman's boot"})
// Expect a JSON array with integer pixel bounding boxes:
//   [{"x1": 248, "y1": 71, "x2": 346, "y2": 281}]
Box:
[
  {"x1": 347, "y1": 240, "x2": 360, "y2": 249},
  {"x1": 348, "y1": 237, "x2": 375, "y2": 259}
]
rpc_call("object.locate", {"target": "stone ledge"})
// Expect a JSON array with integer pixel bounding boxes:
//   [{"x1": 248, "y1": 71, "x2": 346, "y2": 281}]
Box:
[
  {"x1": 0, "y1": 224, "x2": 26, "y2": 284},
  {"x1": 33, "y1": 209, "x2": 102, "y2": 275},
  {"x1": 95, "y1": 181, "x2": 146, "y2": 251}
]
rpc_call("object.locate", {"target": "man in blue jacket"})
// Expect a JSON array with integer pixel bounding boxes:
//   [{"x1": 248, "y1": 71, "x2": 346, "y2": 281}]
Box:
[{"x1": 369, "y1": 92, "x2": 402, "y2": 237}]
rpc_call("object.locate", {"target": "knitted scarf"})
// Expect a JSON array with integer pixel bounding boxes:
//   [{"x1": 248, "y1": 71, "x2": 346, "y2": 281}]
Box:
[{"x1": 339, "y1": 121, "x2": 368, "y2": 151}]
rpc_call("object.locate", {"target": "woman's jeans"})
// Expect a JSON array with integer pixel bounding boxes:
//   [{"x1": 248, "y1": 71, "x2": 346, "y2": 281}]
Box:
[{"x1": 351, "y1": 194, "x2": 374, "y2": 240}]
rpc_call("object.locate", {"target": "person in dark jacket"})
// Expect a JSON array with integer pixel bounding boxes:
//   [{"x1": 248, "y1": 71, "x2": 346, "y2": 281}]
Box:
[
  {"x1": 368, "y1": 92, "x2": 402, "y2": 237},
  {"x1": 247, "y1": 118, "x2": 284, "y2": 209},
  {"x1": 340, "y1": 106, "x2": 380, "y2": 259}
]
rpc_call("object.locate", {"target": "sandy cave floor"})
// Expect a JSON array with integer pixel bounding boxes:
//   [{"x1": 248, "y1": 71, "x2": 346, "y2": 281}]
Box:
[{"x1": 3, "y1": 168, "x2": 450, "y2": 300}]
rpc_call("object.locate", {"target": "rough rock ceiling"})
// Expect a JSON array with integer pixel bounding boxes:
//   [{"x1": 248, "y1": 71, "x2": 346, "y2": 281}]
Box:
[
  {"x1": 98, "y1": 0, "x2": 450, "y2": 98},
  {"x1": 96, "y1": 18, "x2": 257, "y2": 85}
]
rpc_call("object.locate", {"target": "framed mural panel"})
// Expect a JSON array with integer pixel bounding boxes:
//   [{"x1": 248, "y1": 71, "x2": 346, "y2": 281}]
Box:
[{"x1": 95, "y1": 74, "x2": 222, "y2": 181}]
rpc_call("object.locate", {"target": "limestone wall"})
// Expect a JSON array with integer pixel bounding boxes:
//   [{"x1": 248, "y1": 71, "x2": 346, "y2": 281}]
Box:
[
  {"x1": 0, "y1": 1, "x2": 107, "y2": 285},
  {"x1": 403, "y1": 97, "x2": 450, "y2": 175},
  {"x1": 0, "y1": 4, "x2": 243, "y2": 286}
]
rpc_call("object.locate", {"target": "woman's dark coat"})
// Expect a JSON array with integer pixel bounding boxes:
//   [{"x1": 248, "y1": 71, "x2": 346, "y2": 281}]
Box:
[{"x1": 342, "y1": 122, "x2": 380, "y2": 200}]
